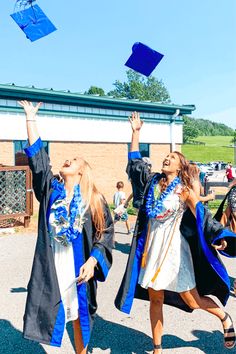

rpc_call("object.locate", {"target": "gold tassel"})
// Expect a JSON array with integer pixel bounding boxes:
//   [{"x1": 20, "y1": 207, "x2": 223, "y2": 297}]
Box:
[
  {"x1": 151, "y1": 214, "x2": 180, "y2": 284},
  {"x1": 151, "y1": 268, "x2": 160, "y2": 283},
  {"x1": 141, "y1": 252, "x2": 147, "y2": 268},
  {"x1": 141, "y1": 221, "x2": 151, "y2": 268}
]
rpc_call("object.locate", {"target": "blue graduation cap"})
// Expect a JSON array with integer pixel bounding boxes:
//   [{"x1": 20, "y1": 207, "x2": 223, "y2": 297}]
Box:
[
  {"x1": 10, "y1": 3, "x2": 57, "y2": 42},
  {"x1": 125, "y1": 42, "x2": 164, "y2": 77}
]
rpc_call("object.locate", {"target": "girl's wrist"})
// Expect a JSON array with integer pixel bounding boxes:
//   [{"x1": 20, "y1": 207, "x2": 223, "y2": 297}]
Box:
[
  {"x1": 90, "y1": 256, "x2": 97, "y2": 266},
  {"x1": 26, "y1": 115, "x2": 36, "y2": 121}
]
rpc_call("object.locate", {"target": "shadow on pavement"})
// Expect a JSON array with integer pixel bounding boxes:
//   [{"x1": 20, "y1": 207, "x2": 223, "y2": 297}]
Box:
[
  {"x1": 229, "y1": 276, "x2": 236, "y2": 298},
  {"x1": 10, "y1": 287, "x2": 27, "y2": 293},
  {"x1": 88, "y1": 315, "x2": 152, "y2": 353},
  {"x1": 62, "y1": 316, "x2": 235, "y2": 354},
  {"x1": 0, "y1": 319, "x2": 46, "y2": 353},
  {"x1": 163, "y1": 329, "x2": 234, "y2": 354},
  {"x1": 66, "y1": 322, "x2": 76, "y2": 351},
  {"x1": 114, "y1": 241, "x2": 130, "y2": 255}
]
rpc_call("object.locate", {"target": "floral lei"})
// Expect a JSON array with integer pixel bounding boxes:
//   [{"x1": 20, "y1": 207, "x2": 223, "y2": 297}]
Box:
[
  {"x1": 145, "y1": 175, "x2": 181, "y2": 219},
  {"x1": 49, "y1": 181, "x2": 85, "y2": 246}
]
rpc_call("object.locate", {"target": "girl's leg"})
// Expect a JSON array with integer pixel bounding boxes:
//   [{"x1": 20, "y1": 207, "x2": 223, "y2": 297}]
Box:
[
  {"x1": 73, "y1": 318, "x2": 87, "y2": 354},
  {"x1": 125, "y1": 220, "x2": 130, "y2": 233},
  {"x1": 180, "y1": 287, "x2": 235, "y2": 349},
  {"x1": 148, "y1": 288, "x2": 164, "y2": 353}
]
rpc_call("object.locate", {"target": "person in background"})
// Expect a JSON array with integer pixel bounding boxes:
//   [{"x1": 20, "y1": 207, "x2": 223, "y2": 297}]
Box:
[
  {"x1": 115, "y1": 111, "x2": 236, "y2": 353},
  {"x1": 226, "y1": 164, "x2": 234, "y2": 183},
  {"x1": 113, "y1": 181, "x2": 131, "y2": 234},
  {"x1": 18, "y1": 101, "x2": 114, "y2": 354},
  {"x1": 229, "y1": 179, "x2": 236, "y2": 296},
  {"x1": 189, "y1": 163, "x2": 215, "y2": 203},
  {"x1": 227, "y1": 179, "x2": 236, "y2": 220},
  {"x1": 215, "y1": 178, "x2": 236, "y2": 298}
]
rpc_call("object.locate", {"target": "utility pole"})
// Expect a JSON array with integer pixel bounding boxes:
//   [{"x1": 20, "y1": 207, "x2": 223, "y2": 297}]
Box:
[{"x1": 170, "y1": 109, "x2": 180, "y2": 152}]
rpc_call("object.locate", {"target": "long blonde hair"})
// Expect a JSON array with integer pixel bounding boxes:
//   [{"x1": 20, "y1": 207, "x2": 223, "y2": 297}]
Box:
[{"x1": 79, "y1": 160, "x2": 105, "y2": 239}]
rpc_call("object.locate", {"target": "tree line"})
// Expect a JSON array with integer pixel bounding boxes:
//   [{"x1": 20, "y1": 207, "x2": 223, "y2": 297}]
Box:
[
  {"x1": 183, "y1": 116, "x2": 234, "y2": 143},
  {"x1": 84, "y1": 70, "x2": 234, "y2": 143}
]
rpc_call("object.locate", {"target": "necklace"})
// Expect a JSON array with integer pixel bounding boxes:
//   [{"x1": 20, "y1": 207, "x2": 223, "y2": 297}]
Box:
[
  {"x1": 50, "y1": 183, "x2": 85, "y2": 246},
  {"x1": 145, "y1": 175, "x2": 181, "y2": 219}
]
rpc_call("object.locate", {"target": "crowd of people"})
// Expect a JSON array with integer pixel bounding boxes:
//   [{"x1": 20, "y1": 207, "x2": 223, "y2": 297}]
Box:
[{"x1": 18, "y1": 102, "x2": 235, "y2": 353}]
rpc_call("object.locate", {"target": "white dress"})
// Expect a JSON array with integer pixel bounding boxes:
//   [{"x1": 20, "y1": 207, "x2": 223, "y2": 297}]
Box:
[
  {"x1": 138, "y1": 184, "x2": 196, "y2": 292},
  {"x1": 49, "y1": 198, "x2": 79, "y2": 323}
]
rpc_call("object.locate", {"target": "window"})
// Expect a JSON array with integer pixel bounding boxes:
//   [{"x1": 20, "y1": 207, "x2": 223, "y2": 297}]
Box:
[
  {"x1": 127, "y1": 143, "x2": 150, "y2": 157},
  {"x1": 14, "y1": 140, "x2": 49, "y2": 166}
]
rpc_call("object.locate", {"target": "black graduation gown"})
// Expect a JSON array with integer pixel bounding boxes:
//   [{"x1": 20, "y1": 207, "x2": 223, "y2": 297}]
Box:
[
  {"x1": 115, "y1": 154, "x2": 236, "y2": 314},
  {"x1": 23, "y1": 138, "x2": 114, "y2": 347}
]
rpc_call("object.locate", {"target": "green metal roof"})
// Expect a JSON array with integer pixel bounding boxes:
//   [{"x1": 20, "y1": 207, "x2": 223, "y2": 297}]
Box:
[{"x1": 0, "y1": 84, "x2": 195, "y2": 116}]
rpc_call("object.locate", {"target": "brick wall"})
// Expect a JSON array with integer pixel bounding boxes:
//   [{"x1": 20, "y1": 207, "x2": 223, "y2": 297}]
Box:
[
  {"x1": 0, "y1": 140, "x2": 183, "y2": 209},
  {"x1": 0, "y1": 141, "x2": 14, "y2": 166},
  {"x1": 150, "y1": 143, "x2": 182, "y2": 172},
  {"x1": 50, "y1": 142, "x2": 132, "y2": 204},
  {"x1": 150, "y1": 144, "x2": 171, "y2": 172},
  {"x1": 49, "y1": 142, "x2": 182, "y2": 204}
]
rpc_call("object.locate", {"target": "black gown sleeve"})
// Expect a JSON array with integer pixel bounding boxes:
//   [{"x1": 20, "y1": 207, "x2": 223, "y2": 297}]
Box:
[
  {"x1": 24, "y1": 138, "x2": 53, "y2": 202},
  {"x1": 90, "y1": 200, "x2": 114, "y2": 282},
  {"x1": 126, "y1": 152, "x2": 152, "y2": 209}
]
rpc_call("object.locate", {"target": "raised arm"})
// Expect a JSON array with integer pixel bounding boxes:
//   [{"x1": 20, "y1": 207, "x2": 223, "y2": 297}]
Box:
[
  {"x1": 129, "y1": 111, "x2": 143, "y2": 151},
  {"x1": 191, "y1": 179, "x2": 215, "y2": 203},
  {"x1": 127, "y1": 112, "x2": 152, "y2": 208},
  {"x1": 18, "y1": 100, "x2": 53, "y2": 202},
  {"x1": 18, "y1": 100, "x2": 41, "y2": 145}
]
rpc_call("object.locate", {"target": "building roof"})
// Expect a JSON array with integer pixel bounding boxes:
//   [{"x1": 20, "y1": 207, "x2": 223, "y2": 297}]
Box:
[{"x1": 0, "y1": 84, "x2": 195, "y2": 118}]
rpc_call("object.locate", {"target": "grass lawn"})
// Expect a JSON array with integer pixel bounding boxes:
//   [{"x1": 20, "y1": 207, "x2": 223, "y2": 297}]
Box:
[
  {"x1": 182, "y1": 136, "x2": 235, "y2": 163},
  {"x1": 194, "y1": 136, "x2": 233, "y2": 146}
]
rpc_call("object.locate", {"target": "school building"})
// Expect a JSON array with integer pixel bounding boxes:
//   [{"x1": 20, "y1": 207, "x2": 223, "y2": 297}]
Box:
[{"x1": 0, "y1": 84, "x2": 195, "y2": 203}]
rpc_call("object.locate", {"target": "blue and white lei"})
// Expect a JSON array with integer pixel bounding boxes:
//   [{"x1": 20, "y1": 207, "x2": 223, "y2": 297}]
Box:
[
  {"x1": 146, "y1": 175, "x2": 181, "y2": 219},
  {"x1": 49, "y1": 182, "x2": 85, "y2": 246}
]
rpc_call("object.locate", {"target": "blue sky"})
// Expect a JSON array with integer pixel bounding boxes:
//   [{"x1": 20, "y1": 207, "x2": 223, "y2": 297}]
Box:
[{"x1": 1, "y1": 0, "x2": 236, "y2": 128}]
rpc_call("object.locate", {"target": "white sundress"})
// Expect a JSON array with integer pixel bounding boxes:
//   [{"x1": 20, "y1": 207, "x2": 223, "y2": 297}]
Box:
[
  {"x1": 138, "y1": 184, "x2": 196, "y2": 293},
  {"x1": 49, "y1": 198, "x2": 79, "y2": 323}
]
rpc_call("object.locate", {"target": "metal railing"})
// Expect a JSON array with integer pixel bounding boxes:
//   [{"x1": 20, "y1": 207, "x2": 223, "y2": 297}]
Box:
[
  {"x1": 205, "y1": 181, "x2": 230, "y2": 200},
  {"x1": 0, "y1": 166, "x2": 33, "y2": 228}
]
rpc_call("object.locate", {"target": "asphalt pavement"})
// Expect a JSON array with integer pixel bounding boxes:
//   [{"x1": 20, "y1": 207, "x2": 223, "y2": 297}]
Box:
[{"x1": 0, "y1": 221, "x2": 235, "y2": 354}]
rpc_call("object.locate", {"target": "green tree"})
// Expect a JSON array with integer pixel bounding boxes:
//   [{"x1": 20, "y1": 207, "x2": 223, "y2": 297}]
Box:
[
  {"x1": 108, "y1": 69, "x2": 171, "y2": 102},
  {"x1": 84, "y1": 86, "x2": 105, "y2": 96},
  {"x1": 183, "y1": 116, "x2": 200, "y2": 143},
  {"x1": 230, "y1": 130, "x2": 236, "y2": 144}
]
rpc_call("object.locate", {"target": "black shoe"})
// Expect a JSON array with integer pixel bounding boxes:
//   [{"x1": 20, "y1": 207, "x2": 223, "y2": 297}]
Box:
[
  {"x1": 153, "y1": 343, "x2": 162, "y2": 353},
  {"x1": 221, "y1": 312, "x2": 236, "y2": 349}
]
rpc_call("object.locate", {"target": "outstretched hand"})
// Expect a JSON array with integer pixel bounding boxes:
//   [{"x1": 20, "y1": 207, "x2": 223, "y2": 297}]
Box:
[
  {"x1": 129, "y1": 111, "x2": 143, "y2": 132},
  {"x1": 18, "y1": 100, "x2": 42, "y2": 121}
]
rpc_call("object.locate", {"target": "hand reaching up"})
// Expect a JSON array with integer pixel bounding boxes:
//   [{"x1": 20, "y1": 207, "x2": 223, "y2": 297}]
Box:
[
  {"x1": 18, "y1": 100, "x2": 42, "y2": 121},
  {"x1": 129, "y1": 111, "x2": 143, "y2": 132}
]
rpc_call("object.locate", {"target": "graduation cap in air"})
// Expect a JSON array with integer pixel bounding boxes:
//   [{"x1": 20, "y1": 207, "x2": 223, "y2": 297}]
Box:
[
  {"x1": 125, "y1": 42, "x2": 164, "y2": 77},
  {"x1": 10, "y1": 1, "x2": 57, "y2": 42}
]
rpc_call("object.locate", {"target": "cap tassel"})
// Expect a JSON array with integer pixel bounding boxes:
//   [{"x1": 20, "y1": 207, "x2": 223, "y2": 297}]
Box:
[
  {"x1": 141, "y1": 252, "x2": 147, "y2": 268},
  {"x1": 151, "y1": 268, "x2": 161, "y2": 283},
  {"x1": 141, "y1": 221, "x2": 151, "y2": 268},
  {"x1": 151, "y1": 214, "x2": 180, "y2": 284}
]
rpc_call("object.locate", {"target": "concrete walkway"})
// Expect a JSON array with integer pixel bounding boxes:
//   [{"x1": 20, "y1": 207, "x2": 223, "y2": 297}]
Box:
[{"x1": 0, "y1": 222, "x2": 235, "y2": 354}]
